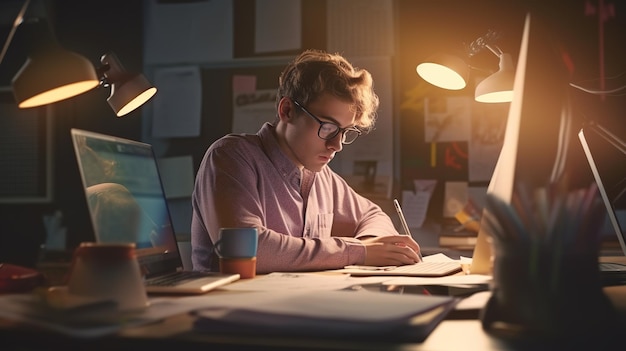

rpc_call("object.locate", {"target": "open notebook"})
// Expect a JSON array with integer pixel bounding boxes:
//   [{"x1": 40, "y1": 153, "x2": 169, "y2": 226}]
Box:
[
  {"x1": 578, "y1": 123, "x2": 626, "y2": 284},
  {"x1": 71, "y1": 129, "x2": 240, "y2": 294}
]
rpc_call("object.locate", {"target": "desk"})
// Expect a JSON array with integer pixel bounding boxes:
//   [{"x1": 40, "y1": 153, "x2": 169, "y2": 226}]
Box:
[{"x1": 1, "y1": 257, "x2": 626, "y2": 351}]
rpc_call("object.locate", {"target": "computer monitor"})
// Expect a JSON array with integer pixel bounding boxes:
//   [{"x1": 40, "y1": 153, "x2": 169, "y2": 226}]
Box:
[{"x1": 470, "y1": 12, "x2": 574, "y2": 273}]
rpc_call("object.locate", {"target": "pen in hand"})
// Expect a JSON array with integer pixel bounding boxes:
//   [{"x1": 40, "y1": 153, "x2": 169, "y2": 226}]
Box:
[{"x1": 393, "y1": 198, "x2": 423, "y2": 262}]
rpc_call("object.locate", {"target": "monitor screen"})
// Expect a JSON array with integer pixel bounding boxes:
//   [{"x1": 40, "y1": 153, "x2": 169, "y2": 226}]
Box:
[{"x1": 470, "y1": 12, "x2": 575, "y2": 274}]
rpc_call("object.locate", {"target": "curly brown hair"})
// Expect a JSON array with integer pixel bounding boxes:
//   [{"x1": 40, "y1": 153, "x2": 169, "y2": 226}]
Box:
[{"x1": 276, "y1": 49, "x2": 379, "y2": 133}]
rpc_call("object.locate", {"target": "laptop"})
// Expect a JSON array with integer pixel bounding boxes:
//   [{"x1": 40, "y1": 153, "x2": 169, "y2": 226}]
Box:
[
  {"x1": 578, "y1": 122, "x2": 626, "y2": 285},
  {"x1": 70, "y1": 128, "x2": 240, "y2": 294}
]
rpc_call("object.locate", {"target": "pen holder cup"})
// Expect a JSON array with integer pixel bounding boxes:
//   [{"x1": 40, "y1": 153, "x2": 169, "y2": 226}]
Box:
[{"x1": 480, "y1": 244, "x2": 617, "y2": 342}]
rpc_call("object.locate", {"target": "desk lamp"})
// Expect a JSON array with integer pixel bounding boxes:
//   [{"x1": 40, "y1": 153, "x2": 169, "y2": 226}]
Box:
[
  {"x1": 11, "y1": 17, "x2": 100, "y2": 108},
  {"x1": 415, "y1": 53, "x2": 470, "y2": 90},
  {"x1": 473, "y1": 49, "x2": 515, "y2": 103},
  {"x1": 417, "y1": 30, "x2": 515, "y2": 103},
  {"x1": 98, "y1": 52, "x2": 157, "y2": 117},
  {"x1": 1, "y1": 0, "x2": 156, "y2": 116}
]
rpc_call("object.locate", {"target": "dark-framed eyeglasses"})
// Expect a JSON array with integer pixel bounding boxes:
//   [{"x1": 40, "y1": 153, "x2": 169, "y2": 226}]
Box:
[{"x1": 292, "y1": 100, "x2": 361, "y2": 145}]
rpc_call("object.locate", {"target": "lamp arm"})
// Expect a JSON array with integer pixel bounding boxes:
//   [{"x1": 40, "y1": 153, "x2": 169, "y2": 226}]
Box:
[
  {"x1": 468, "y1": 64, "x2": 493, "y2": 75},
  {"x1": 96, "y1": 63, "x2": 111, "y2": 88},
  {"x1": 484, "y1": 44, "x2": 503, "y2": 58},
  {"x1": 0, "y1": 0, "x2": 31, "y2": 65}
]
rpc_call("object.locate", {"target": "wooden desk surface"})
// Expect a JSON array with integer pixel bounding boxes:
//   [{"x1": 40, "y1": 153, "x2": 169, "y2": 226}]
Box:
[{"x1": 2, "y1": 258, "x2": 626, "y2": 351}]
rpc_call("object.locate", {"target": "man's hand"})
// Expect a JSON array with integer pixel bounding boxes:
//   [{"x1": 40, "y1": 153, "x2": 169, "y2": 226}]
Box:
[{"x1": 360, "y1": 235, "x2": 421, "y2": 266}]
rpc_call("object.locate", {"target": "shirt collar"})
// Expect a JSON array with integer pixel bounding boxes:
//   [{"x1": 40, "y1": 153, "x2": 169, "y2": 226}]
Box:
[{"x1": 258, "y1": 122, "x2": 301, "y2": 180}]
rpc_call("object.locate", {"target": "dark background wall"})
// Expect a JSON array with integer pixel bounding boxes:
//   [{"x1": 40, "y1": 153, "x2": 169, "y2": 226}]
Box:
[{"x1": 0, "y1": 0, "x2": 144, "y2": 266}]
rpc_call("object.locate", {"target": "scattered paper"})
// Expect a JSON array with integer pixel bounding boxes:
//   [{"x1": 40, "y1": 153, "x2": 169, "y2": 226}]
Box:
[
  {"x1": 454, "y1": 290, "x2": 492, "y2": 311},
  {"x1": 220, "y1": 272, "x2": 391, "y2": 291},
  {"x1": 0, "y1": 294, "x2": 202, "y2": 338},
  {"x1": 382, "y1": 274, "x2": 492, "y2": 287}
]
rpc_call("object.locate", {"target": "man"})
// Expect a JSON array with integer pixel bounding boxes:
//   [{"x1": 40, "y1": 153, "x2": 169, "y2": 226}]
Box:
[{"x1": 191, "y1": 49, "x2": 421, "y2": 273}]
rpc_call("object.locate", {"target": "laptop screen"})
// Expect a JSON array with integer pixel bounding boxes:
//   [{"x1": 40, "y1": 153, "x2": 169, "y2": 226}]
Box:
[
  {"x1": 71, "y1": 129, "x2": 182, "y2": 277},
  {"x1": 578, "y1": 123, "x2": 626, "y2": 255}
]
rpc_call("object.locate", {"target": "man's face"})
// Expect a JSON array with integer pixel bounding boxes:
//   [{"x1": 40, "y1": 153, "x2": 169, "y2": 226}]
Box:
[{"x1": 282, "y1": 94, "x2": 357, "y2": 172}]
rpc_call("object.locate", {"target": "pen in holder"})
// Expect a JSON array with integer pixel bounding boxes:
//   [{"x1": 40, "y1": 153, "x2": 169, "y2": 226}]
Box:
[{"x1": 479, "y1": 183, "x2": 618, "y2": 342}]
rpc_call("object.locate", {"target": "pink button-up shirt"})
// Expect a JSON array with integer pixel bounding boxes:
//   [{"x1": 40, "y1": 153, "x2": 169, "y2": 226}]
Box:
[{"x1": 191, "y1": 123, "x2": 399, "y2": 273}]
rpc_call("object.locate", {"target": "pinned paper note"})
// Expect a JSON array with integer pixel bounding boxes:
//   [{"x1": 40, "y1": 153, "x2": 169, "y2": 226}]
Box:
[
  {"x1": 158, "y1": 156, "x2": 194, "y2": 199},
  {"x1": 401, "y1": 179, "x2": 437, "y2": 228},
  {"x1": 443, "y1": 181, "x2": 468, "y2": 218},
  {"x1": 151, "y1": 66, "x2": 202, "y2": 138},
  {"x1": 232, "y1": 89, "x2": 277, "y2": 134}
]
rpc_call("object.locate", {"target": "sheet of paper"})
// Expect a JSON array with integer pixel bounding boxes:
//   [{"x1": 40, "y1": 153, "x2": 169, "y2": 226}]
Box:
[
  {"x1": 158, "y1": 156, "x2": 194, "y2": 199},
  {"x1": 423, "y1": 96, "x2": 471, "y2": 142},
  {"x1": 468, "y1": 102, "x2": 507, "y2": 181},
  {"x1": 402, "y1": 179, "x2": 436, "y2": 228},
  {"x1": 381, "y1": 274, "x2": 492, "y2": 286},
  {"x1": 454, "y1": 290, "x2": 492, "y2": 311},
  {"x1": 151, "y1": 66, "x2": 202, "y2": 138},
  {"x1": 0, "y1": 295, "x2": 206, "y2": 338},
  {"x1": 144, "y1": 0, "x2": 233, "y2": 64},
  {"x1": 232, "y1": 89, "x2": 276, "y2": 134},
  {"x1": 443, "y1": 181, "x2": 468, "y2": 218},
  {"x1": 220, "y1": 272, "x2": 391, "y2": 291},
  {"x1": 255, "y1": 0, "x2": 301, "y2": 53},
  {"x1": 422, "y1": 253, "x2": 457, "y2": 262}
]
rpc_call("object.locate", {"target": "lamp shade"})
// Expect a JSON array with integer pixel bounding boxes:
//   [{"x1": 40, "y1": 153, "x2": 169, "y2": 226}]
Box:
[
  {"x1": 100, "y1": 52, "x2": 157, "y2": 117},
  {"x1": 11, "y1": 18, "x2": 99, "y2": 108},
  {"x1": 474, "y1": 53, "x2": 515, "y2": 103},
  {"x1": 416, "y1": 53, "x2": 469, "y2": 90}
]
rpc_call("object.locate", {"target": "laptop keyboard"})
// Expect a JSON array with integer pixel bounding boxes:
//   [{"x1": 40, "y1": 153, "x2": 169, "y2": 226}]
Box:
[{"x1": 146, "y1": 271, "x2": 208, "y2": 286}]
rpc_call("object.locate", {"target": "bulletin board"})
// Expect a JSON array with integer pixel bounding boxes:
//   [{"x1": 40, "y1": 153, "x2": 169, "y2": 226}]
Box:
[
  {"x1": 152, "y1": 64, "x2": 288, "y2": 172},
  {"x1": 393, "y1": 0, "x2": 515, "y2": 224}
]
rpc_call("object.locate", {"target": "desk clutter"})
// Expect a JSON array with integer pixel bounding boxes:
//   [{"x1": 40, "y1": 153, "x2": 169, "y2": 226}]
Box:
[
  {"x1": 481, "y1": 183, "x2": 620, "y2": 341},
  {"x1": 0, "y1": 254, "x2": 471, "y2": 340},
  {"x1": 192, "y1": 290, "x2": 458, "y2": 342},
  {"x1": 1, "y1": 243, "x2": 476, "y2": 342},
  {"x1": 0, "y1": 273, "x2": 463, "y2": 341},
  {"x1": 0, "y1": 263, "x2": 44, "y2": 294},
  {"x1": 1, "y1": 253, "x2": 625, "y2": 348}
]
